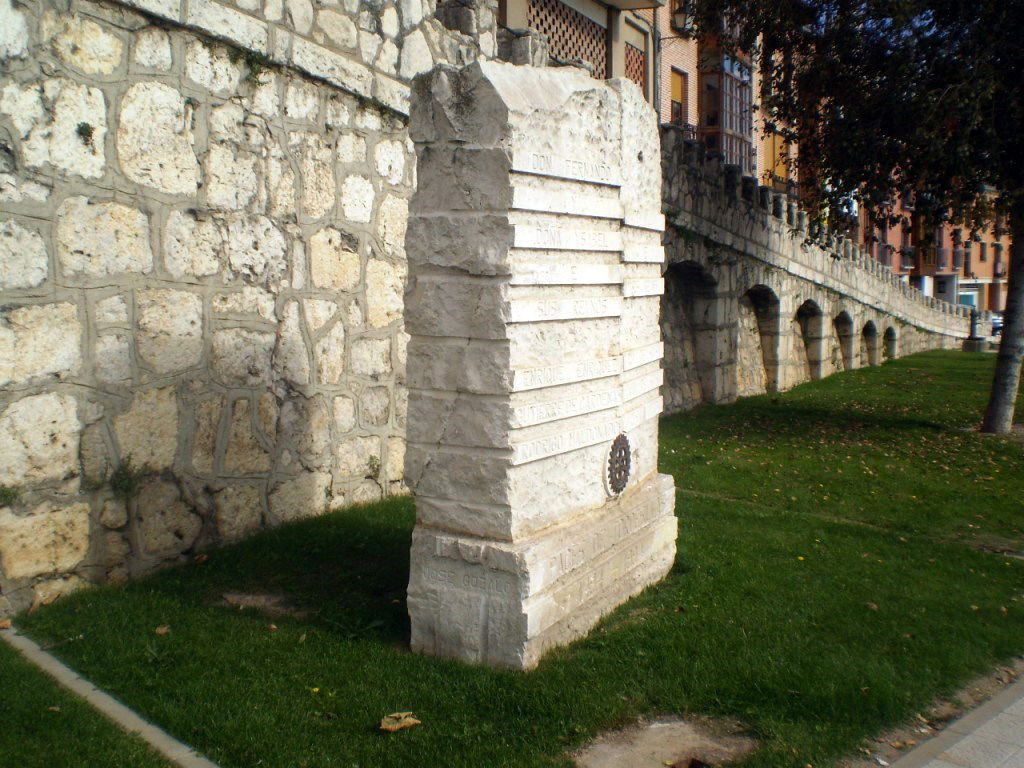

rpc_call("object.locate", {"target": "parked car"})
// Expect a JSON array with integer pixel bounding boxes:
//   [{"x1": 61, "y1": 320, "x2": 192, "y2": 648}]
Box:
[{"x1": 992, "y1": 313, "x2": 1004, "y2": 336}]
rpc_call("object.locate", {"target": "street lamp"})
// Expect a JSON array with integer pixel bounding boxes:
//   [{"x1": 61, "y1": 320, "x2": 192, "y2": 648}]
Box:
[{"x1": 671, "y1": 1, "x2": 696, "y2": 36}]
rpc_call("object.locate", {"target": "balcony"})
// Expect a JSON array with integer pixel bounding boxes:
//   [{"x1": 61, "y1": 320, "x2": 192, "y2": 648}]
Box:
[
  {"x1": 995, "y1": 262, "x2": 1007, "y2": 278},
  {"x1": 607, "y1": 0, "x2": 664, "y2": 9},
  {"x1": 899, "y1": 245, "x2": 916, "y2": 271},
  {"x1": 935, "y1": 247, "x2": 952, "y2": 273}
]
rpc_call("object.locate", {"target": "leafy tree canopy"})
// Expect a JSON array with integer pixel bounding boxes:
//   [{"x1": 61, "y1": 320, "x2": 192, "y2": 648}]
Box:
[{"x1": 694, "y1": 0, "x2": 1024, "y2": 228}]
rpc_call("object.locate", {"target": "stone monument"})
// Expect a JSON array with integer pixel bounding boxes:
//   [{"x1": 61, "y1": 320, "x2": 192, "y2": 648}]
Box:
[
  {"x1": 963, "y1": 308, "x2": 988, "y2": 352},
  {"x1": 403, "y1": 61, "x2": 677, "y2": 669}
]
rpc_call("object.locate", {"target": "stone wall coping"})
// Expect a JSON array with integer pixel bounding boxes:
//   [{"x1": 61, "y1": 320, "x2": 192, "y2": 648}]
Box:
[{"x1": 111, "y1": 0, "x2": 483, "y2": 117}]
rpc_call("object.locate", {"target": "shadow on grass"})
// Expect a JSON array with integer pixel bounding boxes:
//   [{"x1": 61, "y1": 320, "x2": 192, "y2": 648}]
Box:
[
  {"x1": 140, "y1": 499, "x2": 418, "y2": 646},
  {"x1": 663, "y1": 401, "x2": 951, "y2": 440}
]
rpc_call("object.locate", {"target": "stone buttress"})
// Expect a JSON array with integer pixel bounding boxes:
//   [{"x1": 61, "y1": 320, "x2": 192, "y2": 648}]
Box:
[{"x1": 403, "y1": 60, "x2": 677, "y2": 669}]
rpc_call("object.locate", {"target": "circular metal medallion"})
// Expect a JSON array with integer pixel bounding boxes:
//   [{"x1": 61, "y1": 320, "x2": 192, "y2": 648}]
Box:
[{"x1": 607, "y1": 433, "x2": 631, "y2": 495}]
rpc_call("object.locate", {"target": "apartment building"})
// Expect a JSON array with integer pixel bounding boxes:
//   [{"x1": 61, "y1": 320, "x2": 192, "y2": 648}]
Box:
[{"x1": 858, "y1": 205, "x2": 1010, "y2": 312}]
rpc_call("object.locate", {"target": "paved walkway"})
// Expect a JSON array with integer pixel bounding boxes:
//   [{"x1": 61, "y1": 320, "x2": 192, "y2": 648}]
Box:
[{"x1": 893, "y1": 676, "x2": 1024, "y2": 768}]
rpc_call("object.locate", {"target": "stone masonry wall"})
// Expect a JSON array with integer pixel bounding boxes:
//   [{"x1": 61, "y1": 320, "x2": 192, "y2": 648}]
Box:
[
  {"x1": 0, "y1": 0, "x2": 494, "y2": 614},
  {"x1": 660, "y1": 126, "x2": 977, "y2": 413}
]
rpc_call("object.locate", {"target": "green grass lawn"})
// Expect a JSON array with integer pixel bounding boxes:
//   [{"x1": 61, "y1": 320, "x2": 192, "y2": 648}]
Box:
[
  {"x1": 9, "y1": 350, "x2": 1024, "y2": 768},
  {"x1": 0, "y1": 640, "x2": 171, "y2": 768}
]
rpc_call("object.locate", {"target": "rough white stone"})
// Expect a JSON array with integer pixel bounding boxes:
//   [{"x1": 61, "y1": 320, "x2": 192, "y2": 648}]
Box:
[
  {"x1": 380, "y1": 6, "x2": 399, "y2": 37},
  {"x1": 95, "y1": 295, "x2": 128, "y2": 324},
  {"x1": 0, "y1": 0, "x2": 28, "y2": 60},
  {"x1": 340, "y1": 175, "x2": 374, "y2": 223},
  {"x1": 185, "y1": 41, "x2": 242, "y2": 96},
  {"x1": 212, "y1": 288, "x2": 275, "y2": 321},
  {"x1": 304, "y1": 299, "x2": 337, "y2": 332},
  {"x1": 377, "y1": 194, "x2": 408, "y2": 257},
  {"x1": 336, "y1": 434, "x2": 380, "y2": 478},
  {"x1": 350, "y1": 337, "x2": 390, "y2": 377},
  {"x1": 20, "y1": 80, "x2": 106, "y2": 179},
  {"x1": 375, "y1": 39, "x2": 399, "y2": 75},
  {"x1": 273, "y1": 300, "x2": 310, "y2": 384},
  {"x1": 399, "y1": 0, "x2": 422, "y2": 29},
  {"x1": 164, "y1": 210, "x2": 221, "y2": 278},
  {"x1": 291, "y1": 37, "x2": 372, "y2": 100},
  {"x1": 114, "y1": 387, "x2": 178, "y2": 470},
  {"x1": 286, "y1": 0, "x2": 314, "y2": 33},
  {"x1": 100, "y1": 499, "x2": 128, "y2": 529},
  {"x1": 211, "y1": 328, "x2": 274, "y2": 386},
  {"x1": 374, "y1": 139, "x2": 405, "y2": 185},
  {"x1": 135, "y1": 480, "x2": 201, "y2": 555},
  {"x1": 95, "y1": 333, "x2": 132, "y2": 384},
  {"x1": 0, "y1": 393, "x2": 80, "y2": 487},
  {"x1": 399, "y1": 29, "x2": 432, "y2": 80},
  {"x1": 365, "y1": 258, "x2": 404, "y2": 327},
  {"x1": 318, "y1": 9, "x2": 357, "y2": 50},
  {"x1": 267, "y1": 471, "x2": 330, "y2": 524},
  {"x1": 315, "y1": 321, "x2": 346, "y2": 384},
  {"x1": 0, "y1": 219, "x2": 48, "y2": 289},
  {"x1": 360, "y1": 387, "x2": 389, "y2": 425},
  {"x1": 310, "y1": 227, "x2": 360, "y2": 290},
  {"x1": 358, "y1": 30, "x2": 381, "y2": 65},
  {"x1": 0, "y1": 503, "x2": 90, "y2": 580},
  {"x1": 385, "y1": 436, "x2": 404, "y2": 484},
  {"x1": 56, "y1": 197, "x2": 152, "y2": 278},
  {"x1": 134, "y1": 28, "x2": 172, "y2": 70},
  {"x1": 336, "y1": 133, "x2": 366, "y2": 163},
  {"x1": 333, "y1": 394, "x2": 356, "y2": 433},
  {"x1": 206, "y1": 143, "x2": 259, "y2": 210},
  {"x1": 290, "y1": 132, "x2": 336, "y2": 220},
  {"x1": 224, "y1": 399, "x2": 271, "y2": 473},
  {"x1": 41, "y1": 12, "x2": 124, "y2": 75},
  {"x1": 0, "y1": 83, "x2": 43, "y2": 137},
  {"x1": 354, "y1": 105, "x2": 382, "y2": 131},
  {"x1": 0, "y1": 174, "x2": 50, "y2": 204},
  {"x1": 214, "y1": 484, "x2": 263, "y2": 541},
  {"x1": 266, "y1": 145, "x2": 296, "y2": 217},
  {"x1": 0, "y1": 303, "x2": 82, "y2": 386},
  {"x1": 118, "y1": 83, "x2": 199, "y2": 195},
  {"x1": 136, "y1": 290, "x2": 203, "y2": 374},
  {"x1": 226, "y1": 216, "x2": 287, "y2": 284},
  {"x1": 285, "y1": 82, "x2": 319, "y2": 120},
  {"x1": 191, "y1": 397, "x2": 221, "y2": 474},
  {"x1": 248, "y1": 72, "x2": 278, "y2": 118}
]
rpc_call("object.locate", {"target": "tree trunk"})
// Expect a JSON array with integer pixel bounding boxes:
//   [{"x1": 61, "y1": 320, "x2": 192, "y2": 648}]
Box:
[{"x1": 981, "y1": 203, "x2": 1024, "y2": 433}]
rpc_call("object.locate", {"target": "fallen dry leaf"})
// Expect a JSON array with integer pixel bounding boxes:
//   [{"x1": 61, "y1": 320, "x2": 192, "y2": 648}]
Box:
[
  {"x1": 380, "y1": 712, "x2": 421, "y2": 733},
  {"x1": 154, "y1": 625, "x2": 170, "y2": 635},
  {"x1": 867, "y1": 602, "x2": 880, "y2": 611},
  {"x1": 268, "y1": 624, "x2": 278, "y2": 632},
  {"x1": 47, "y1": 706, "x2": 60, "y2": 713},
  {"x1": 0, "y1": 619, "x2": 12, "y2": 630}
]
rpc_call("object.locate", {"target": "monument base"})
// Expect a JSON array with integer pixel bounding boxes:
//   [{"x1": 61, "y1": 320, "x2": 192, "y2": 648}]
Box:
[
  {"x1": 962, "y1": 338, "x2": 988, "y2": 353},
  {"x1": 407, "y1": 473, "x2": 677, "y2": 669}
]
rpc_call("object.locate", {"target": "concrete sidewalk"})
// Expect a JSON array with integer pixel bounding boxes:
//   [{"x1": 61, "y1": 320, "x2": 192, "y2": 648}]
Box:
[{"x1": 893, "y1": 676, "x2": 1024, "y2": 768}]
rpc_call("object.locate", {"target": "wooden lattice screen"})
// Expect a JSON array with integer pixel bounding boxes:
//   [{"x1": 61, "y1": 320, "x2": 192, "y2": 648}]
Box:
[
  {"x1": 528, "y1": 0, "x2": 607, "y2": 79},
  {"x1": 625, "y1": 42, "x2": 646, "y2": 93}
]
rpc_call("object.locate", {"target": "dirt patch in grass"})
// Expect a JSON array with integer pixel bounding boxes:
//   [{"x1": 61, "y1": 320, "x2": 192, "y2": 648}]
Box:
[
  {"x1": 842, "y1": 656, "x2": 1024, "y2": 767},
  {"x1": 573, "y1": 716, "x2": 757, "y2": 768},
  {"x1": 220, "y1": 592, "x2": 309, "y2": 618}
]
